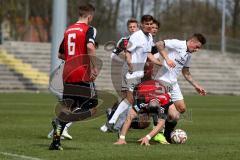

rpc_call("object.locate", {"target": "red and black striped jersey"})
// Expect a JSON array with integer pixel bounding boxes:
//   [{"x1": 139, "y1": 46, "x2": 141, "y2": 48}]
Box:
[
  {"x1": 134, "y1": 80, "x2": 171, "y2": 108},
  {"x1": 112, "y1": 36, "x2": 129, "y2": 55},
  {"x1": 59, "y1": 22, "x2": 97, "y2": 83}
]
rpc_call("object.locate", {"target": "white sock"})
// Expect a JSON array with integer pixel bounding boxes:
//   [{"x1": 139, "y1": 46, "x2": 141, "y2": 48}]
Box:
[
  {"x1": 65, "y1": 122, "x2": 72, "y2": 129},
  {"x1": 108, "y1": 100, "x2": 129, "y2": 124}
]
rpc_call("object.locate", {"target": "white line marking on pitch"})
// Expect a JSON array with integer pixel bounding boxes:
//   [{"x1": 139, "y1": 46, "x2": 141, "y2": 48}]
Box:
[
  {"x1": 0, "y1": 152, "x2": 43, "y2": 160},
  {"x1": 0, "y1": 103, "x2": 51, "y2": 106}
]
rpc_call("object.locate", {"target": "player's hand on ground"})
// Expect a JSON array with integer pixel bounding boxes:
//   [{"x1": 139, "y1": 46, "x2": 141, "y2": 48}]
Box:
[
  {"x1": 114, "y1": 139, "x2": 127, "y2": 145},
  {"x1": 138, "y1": 137, "x2": 150, "y2": 146},
  {"x1": 166, "y1": 59, "x2": 176, "y2": 68},
  {"x1": 195, "y1": 85, "x2": 207, "y2": 96}
]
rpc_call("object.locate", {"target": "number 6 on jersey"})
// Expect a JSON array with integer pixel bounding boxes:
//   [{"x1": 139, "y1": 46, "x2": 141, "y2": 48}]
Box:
[{"x1": 68, "y1": 33, "x2": 76, "y2": 55}]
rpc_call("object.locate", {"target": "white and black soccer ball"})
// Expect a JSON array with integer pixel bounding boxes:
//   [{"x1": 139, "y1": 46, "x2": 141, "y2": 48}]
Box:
[{"x1": 170, "y1": 129, "x2": 187, "y2": 144}]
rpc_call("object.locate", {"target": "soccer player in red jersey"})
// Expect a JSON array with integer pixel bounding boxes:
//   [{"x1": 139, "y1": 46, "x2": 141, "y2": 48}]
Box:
[
  {"x1": 49, "y1": 3, "x2": 98, "y2": 150},
  {"x1": 114, "y1": 80, "x2": 174, "y2": 145}
]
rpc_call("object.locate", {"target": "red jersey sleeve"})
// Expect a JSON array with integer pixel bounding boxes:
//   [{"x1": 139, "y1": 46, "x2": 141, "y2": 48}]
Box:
[{"x1": 86, "y1": 26, "x2": 97, "y2": 45}]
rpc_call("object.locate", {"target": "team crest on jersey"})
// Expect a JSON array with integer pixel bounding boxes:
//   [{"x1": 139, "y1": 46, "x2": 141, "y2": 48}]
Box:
[{"x1": 159, "y1": 107, "x2": 165, "y2": 114}]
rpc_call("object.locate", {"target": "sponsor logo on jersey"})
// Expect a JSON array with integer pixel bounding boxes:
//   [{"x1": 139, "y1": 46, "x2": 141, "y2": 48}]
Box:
[{"x1": 175, "y1": 56, "x2": 186, "y2": 66}]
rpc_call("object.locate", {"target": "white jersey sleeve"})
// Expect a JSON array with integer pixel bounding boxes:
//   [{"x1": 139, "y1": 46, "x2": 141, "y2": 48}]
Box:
[{"x1": 127, "y1": 32, "x2": 140, "y2": 53}]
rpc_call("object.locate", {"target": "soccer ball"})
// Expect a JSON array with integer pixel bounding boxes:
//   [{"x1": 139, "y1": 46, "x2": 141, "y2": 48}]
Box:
[{"x1": 170, "y1": 129, "x2": 187, "y2": 144}]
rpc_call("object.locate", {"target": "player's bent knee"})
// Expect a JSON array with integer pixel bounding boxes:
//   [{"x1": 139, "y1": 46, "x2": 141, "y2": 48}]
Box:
[
  {"x1": 90, "y1": 107, "x2": 97, "y2": 116},
  {"x1": 178, "y1": 106, "x2": 186, "y2": 113},
  {"x1": 168, "y1": 112, "x2": 180, "y2": 121},
  {"x1": 174, "y1": 113, "x2": 180, "y2": 121},
  {"x1": 174, "y1": 102, "x2": 186, "y2": 114},
  {"x1": 168, "y1": 104, "x2": 181, "y2": 121},
  {"x1": 126, "y1": 91, "x2": 134, "y2": 104},
  {"x1": 126, "y1": 96, "x2": 134, "y2": 105}
]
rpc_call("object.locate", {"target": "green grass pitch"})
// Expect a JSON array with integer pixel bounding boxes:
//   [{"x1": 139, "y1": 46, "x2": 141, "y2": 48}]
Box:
[{"x1": 0, "y1": 92, "x2": 239, "y2": 160}]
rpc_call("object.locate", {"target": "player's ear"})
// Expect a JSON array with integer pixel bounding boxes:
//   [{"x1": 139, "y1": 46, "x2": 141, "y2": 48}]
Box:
[{"x1": 87, "y1": 15, "x2": 93, "y2": 23}]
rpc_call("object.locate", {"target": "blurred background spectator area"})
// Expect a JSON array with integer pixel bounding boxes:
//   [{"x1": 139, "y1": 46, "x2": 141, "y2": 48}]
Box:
[
  {"x1": 0, "y1": 0, "x2": 239, "y2": 94},
  {"x1": 0, "y1": 0, "x2": 239, "y2": 46}
]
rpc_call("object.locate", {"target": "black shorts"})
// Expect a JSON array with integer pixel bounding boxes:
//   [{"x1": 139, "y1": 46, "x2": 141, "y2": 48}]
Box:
[{"x1": 63, "y1": 82, "x2": 98, "y2": 111}]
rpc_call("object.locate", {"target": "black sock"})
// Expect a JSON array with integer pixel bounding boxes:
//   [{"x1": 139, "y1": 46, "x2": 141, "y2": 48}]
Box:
[
  {"x1": 164, "y1": 120, "x2": 177, "y2": 143},
  {"x1": 52, "y1": 119, "x2": 67, "y2": 144}
]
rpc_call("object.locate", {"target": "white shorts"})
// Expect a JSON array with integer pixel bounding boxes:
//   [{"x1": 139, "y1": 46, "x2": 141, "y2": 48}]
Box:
[
  {"x1": 126, "y1": 77, "x2": 141, "y2": 92},
  {"x1": 170, "y1": 83, "x2": 183, "y2": 102},
  {"x1": 125, "y1": 72, "x2": 142, "y2": 92}
]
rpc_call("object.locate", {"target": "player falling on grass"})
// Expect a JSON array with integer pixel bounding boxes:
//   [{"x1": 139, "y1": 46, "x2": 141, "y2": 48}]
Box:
[
  {"x1": 49, "y1": 3, "x2": 98, "y2": 150},
  {"x1": 100, "y1": 18, "x2": 139, "y2": 132},
  {"x1": 102, "y1": 15, "x2": 162, "y2": 132},
  {"x1": 153, "y1": 33, "x2": 207, "y2": 143},
  {"x1": 114, "y1": 80, "x2": 173, "y2": 145}
]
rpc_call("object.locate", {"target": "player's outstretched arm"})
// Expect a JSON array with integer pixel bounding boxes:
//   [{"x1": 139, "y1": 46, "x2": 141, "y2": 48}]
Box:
[
  {"x1": 114, "y1": 108, "x2": 137, "y2": 145},
  {"x1": 138, "y1": 118, "x2": 165, "y2": 146},
  {"x1": 87, "y1": 43, "x2": 98, "y2": 80},
  {"x1": 125, "y1": 51, "x2": 133, "y2": 73},
  {"x1": 182, "y1": 67, "x2": 207, "y2": 96},
  {"x1": 147, "y1": 53, "x2": 162, "y2": 66},
  {"x1": 155, "y1": 41, "x2": 176, "y2": 68}
]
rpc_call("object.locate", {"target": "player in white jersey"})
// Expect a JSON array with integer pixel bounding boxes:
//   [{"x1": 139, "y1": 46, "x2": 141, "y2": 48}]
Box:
[
  {"x1": 154, "y1": 33, "x2": 207, "y2": 142},
  {"x1": 110, "y1": 18, "x2": 139, "y2": 64},
  {"x1": 105, "y1": 15, "x2": 162, "y2": 131},
  {"x1": 111, "y1": 18, "x2": 139, "y2": 94},
  {"x1": 143, "y1": 18, "x2": 160, "y2": 81},
  {"x1": 100, "y1": 18, "x2": 139, "y2": 132}
]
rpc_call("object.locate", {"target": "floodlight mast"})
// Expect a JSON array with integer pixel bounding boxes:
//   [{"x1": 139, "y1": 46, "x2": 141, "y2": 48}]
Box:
[
  {"x1": 221, "y1": 0, "x2": 226, "y2": 54},
  {"x1": 50, "y1": 0, "x2": 67, "y2": 74}
]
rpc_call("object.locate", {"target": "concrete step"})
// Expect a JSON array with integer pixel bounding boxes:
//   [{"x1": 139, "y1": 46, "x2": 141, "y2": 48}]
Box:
[
  {"x1": 3, "y1": 47, "x2": 50, "y2": 54},
  {"x1": 1, "y1": 42, "x2": 240, "y2": 95}
]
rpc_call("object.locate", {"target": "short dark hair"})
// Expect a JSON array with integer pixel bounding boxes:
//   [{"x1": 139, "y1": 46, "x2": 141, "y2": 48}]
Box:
[
  {"x1": 78, "y1": 3, "x2": 95, "y2": 18},
  {"x1": 153, "y1": 19, "x2": 160, "y2": 28},
  {"x1": 127, "y1": 18, "x2": 138, "y2": 27},
  {"x1": 141, "y1": 15, "x2": 154, "y2": 23},
  {"x1": 190, "y1": 33, "x2": 207, "y2": 45}
]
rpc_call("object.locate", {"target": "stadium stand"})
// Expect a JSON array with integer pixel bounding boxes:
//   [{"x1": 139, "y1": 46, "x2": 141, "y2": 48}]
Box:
[
  {"x1": 0, "y1": 41, "x2": 240, "y2": 95},
  {"x1": 0, "y1": 41, "x2": 49, "y2": 92}
]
